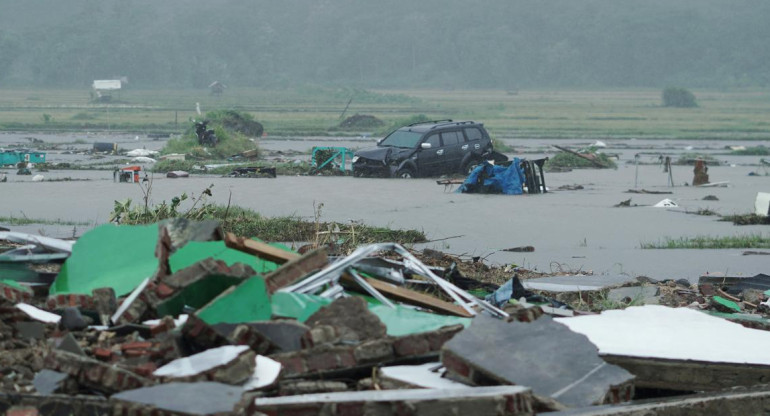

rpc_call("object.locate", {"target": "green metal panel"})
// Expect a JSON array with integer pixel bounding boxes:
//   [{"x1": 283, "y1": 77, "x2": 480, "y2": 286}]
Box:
[
  {"x1": 271, "y1": 292, "x2": 471, "y2": 336},
  {"x1": 49, "y1": 224, "x2": 159, "y2": 296},
  {"x1": 197, "y1": 276, "x2": 272, "y2": 325},
  {"x1": 712, "y1": 296, "x2": 741, "y2": 313},
  {"x1": 169, "y1": 241, "x2": 280, "y2": 275}
]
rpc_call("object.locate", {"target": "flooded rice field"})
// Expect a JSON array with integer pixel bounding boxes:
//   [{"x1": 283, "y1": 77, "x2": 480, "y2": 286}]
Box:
[{"x1": 1, "y1": 131, "x2": 768, "y2": 282}]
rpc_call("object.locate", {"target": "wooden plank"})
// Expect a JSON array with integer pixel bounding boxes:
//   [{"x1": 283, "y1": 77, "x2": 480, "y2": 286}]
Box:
[
  {"x1": 340, "y1": 273, "x2": 473, "y2": 318},
  {"x1": 224, "y1": 232, "x2": 300, "y2": 264},
  {"x1": 262, "y1": 247, "x2": 329, "y2": 294}
]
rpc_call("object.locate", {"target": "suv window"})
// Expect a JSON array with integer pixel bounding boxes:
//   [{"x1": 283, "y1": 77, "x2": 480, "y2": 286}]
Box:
[
  {"x1": 380, "y1": 130, "x2": 422, "y2": 148},
  {"x1": 464, "y1": 127, "x2": 482, "y2": 141},
  {"x1": 440, "y1": 131, "x2": 461, "y2": 146},
  {"x1": 424, "y1": 133, "x2": 441, "y2": 148}
]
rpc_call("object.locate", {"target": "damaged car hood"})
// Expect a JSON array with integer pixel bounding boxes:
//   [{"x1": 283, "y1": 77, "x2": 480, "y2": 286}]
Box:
[{"x1": 356, "y1": 146, "x2": 415, "y2": 162}]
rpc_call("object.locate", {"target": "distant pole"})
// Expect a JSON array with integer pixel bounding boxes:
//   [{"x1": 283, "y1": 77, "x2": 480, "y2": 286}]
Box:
[
  {"x1": 634, "y1": 153, "x2": 639, "y2": 189},
  {"x1": 175, "y1": 111, "x2": 178, "y2": 129},
  {"x1": 666, "y1": 156, "x2": 674, "y2": 187}
]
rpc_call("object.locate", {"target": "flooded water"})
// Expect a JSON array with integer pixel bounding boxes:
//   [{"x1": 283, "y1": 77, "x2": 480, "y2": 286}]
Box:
[{"x1": 1, "y1": 132, "x2": 769, "y2": 282}]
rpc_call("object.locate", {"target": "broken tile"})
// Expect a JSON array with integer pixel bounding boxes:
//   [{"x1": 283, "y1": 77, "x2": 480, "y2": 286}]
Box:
[
  {"x1": 242, "y1": 355, "x2": 282, "y2": 391},
  {"x1": 441, "y1": 315, "x2": 634, "y2": 407},
  {"x1": 15, "y1": 303, "x2": 61, "y2": 324},
  {"x1": 55, "y1": 332, "x2": 85, "y2": 356},
  {"x1": 32, "y1": 370, "x2": 68, "y2": 395},
  {"x1": 153, "y1": 345, "x2": 256, "y2": 385},
  {"x1": 379, "y1": 363, "x2": 469, "y2": 389}
]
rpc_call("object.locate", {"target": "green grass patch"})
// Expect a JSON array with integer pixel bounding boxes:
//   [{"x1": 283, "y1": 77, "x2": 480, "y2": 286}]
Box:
[
  {"x1": 2, "y1": 88, "x2": 770, "y2": 140},
  {"x1": 0, "y1": 215, "x2": 90, "y2": 227},
  {"x1": 720, "y1": 214, "x2": 770, "y2": 225},
  {"x1": 641, "y1": 234, "x2": 770, "y2": 249},
  {"x1": 110, "y1": 187, "x2": 426, "y2": 247}
]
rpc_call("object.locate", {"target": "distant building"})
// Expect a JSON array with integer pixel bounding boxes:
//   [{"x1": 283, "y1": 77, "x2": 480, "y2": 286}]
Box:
[{"x1": 92, "y1": 79, "x2": 122, "y2": 102}]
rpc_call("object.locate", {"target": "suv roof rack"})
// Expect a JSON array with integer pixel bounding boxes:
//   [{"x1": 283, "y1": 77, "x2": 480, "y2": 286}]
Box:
[
  {"x1": 429, "y1": 120, "x2": 476, "y2": 129},
  {"x1": 407, "y1": 119, "x2": 453, "y2": 127}
]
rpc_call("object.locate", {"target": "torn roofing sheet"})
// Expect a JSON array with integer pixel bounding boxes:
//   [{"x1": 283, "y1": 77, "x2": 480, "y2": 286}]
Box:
[
  {"x1": 270, "y1": 292, "x2": 470, "y2": 337},
  {"x1": 556, "y1": 305, "x2": 770, "y2": 365},
  {"x1": 50, "y1": 224, "x2": 159, "y2": 297}
]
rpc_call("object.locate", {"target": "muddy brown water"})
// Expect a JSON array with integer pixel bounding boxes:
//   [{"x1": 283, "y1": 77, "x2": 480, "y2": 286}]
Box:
[{"x1": 2, "y1": 132, "x2": 769, "y2": 282}]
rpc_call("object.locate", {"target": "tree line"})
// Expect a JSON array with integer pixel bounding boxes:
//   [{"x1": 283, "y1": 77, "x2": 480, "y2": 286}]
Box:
[{"x1": 0, "y1": 0, "x2": 767, "y2": 89}]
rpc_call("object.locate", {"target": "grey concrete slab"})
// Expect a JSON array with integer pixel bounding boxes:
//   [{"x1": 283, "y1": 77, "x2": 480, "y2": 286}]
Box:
[
  {"x1": 112, "y1": 382, "x2": 243, "y2": 415},
  {"x1": 442, "y1": 315, "x2": 634, "y2": 408}
]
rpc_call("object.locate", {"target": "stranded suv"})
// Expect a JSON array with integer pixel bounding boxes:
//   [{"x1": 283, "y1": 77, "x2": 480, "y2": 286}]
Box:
[{"x1": 352, "y1": 120, "x2": 496, "y2": 178}]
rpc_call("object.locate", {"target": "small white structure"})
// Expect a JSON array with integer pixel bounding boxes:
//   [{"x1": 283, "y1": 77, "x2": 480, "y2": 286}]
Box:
[{"x1": 756, "y1": 192, "x2": 770, "y2": 216}]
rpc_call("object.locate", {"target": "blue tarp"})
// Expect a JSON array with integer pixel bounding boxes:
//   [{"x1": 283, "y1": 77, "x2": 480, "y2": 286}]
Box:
[{"x1": 457, "y1": 158, "x2": 525, "y2": 195}]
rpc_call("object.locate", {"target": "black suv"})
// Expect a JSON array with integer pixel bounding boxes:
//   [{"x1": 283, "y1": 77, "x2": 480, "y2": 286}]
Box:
[{"x1": 352, "y1": 120, "x2": 498, "y2": 178}]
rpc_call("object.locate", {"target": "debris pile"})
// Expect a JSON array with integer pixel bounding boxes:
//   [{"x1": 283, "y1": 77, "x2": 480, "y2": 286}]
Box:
[{"x1": 2, "y1": 221, "x2": 770, "y2": 415}]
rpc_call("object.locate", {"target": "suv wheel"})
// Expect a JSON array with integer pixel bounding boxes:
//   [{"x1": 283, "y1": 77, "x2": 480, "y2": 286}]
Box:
[
  {"x1": 461, "y1": 158, "x2": 482, "y2": 175},
  {"x1": 396, "y1": 168, "x2": 415, "y2": 179}
]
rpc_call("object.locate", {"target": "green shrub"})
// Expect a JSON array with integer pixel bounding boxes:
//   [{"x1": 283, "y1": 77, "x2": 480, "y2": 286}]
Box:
[
  {"x1": 162, "y1": 115, "x2": 258, "y2": 159},
  {"x1": 662, "y1": 87, "x2": 697, "y2": 108}
]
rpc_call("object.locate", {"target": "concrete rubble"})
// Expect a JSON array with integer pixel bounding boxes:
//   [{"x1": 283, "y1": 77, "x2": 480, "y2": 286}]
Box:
[{"x1": 2, "y1": 221, "x2": 770, "y2": 415}]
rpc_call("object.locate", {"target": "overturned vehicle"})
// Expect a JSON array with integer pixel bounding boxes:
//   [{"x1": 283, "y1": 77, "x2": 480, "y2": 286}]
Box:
[{"x1": 352, "y1": 120, "x2": 507, "y2": 178}]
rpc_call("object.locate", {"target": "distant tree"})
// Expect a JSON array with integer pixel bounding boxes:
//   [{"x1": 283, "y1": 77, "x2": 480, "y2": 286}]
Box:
[{"x1": 662, "y1": 87, "x2": 697, "y2": 108}]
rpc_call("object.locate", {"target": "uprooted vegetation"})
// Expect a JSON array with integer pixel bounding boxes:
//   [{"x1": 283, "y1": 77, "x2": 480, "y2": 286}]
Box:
[
  {"x1": 161, "y1": 110, "x2": 260, "y2": 159},
  {"x1": 545, "y1": 148, "x2": 617, "y2": 171},
  {"x1": 151, "y1": 159, "x2": 313, "y2": 176},
  {"x1": 109, "y1": 186, "x2": 426, "y2": 248}
]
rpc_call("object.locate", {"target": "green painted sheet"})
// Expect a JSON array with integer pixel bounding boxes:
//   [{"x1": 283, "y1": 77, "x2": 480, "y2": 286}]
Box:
[
  {"x1": 50, "y1": 224, "x2": 159, "y2": 296},
  {"x1": 712, "y1": 296, "x2": 741, "y2": 313},
  {"x1": 155, "y1": 274, "x2": 245, "y2": 318},
  {"x1": 368, "y1": 303, "x2": 471, "y2": 337},
  {"x1": 0, "y1": 264, "x2": 40, "y2": 281},
  {"x1": 169, "y1": 241, "x2": 280, "y2": 275},
  {"x1": 271, "y1": 292, "x2": 332, "y2": 322},
  {"x1": 197, "y1": 276, "x2": 272, "y2": 325},
  {"x1": 271, "y1": 292, "x2": 471, "y2": 336}
]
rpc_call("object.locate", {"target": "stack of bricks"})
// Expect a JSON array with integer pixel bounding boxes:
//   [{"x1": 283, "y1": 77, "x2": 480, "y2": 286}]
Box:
[
  {"x1": 43, "y1": 350, "x2": 153, "y2": 395},
  {"x1": 0, "y1": 282, "x2": 33, "y2": 304},
  {"x1": 272, "y1": 324, "x2": 464, "y2": 378}
]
